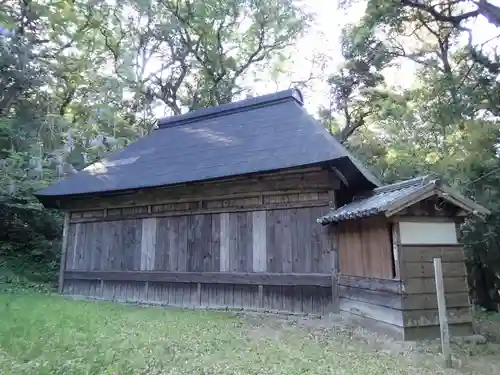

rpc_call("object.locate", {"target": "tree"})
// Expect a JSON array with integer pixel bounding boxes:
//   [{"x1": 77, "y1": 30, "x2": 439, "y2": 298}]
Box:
[
  {"x1": 331, "y1": 0, "x2": 500, "y2": 309},
  {"x1": 99, "y1": 0, "x2": 309, "y2": 115},
  {"x1": 319, "y1": 22, "x2": 407, "y2": 143}
]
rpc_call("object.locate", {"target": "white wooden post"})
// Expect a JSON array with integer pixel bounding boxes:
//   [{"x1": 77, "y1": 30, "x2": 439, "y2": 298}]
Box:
[{"x1": 433, "y1": 257, "x2": 452, "y2": 368}]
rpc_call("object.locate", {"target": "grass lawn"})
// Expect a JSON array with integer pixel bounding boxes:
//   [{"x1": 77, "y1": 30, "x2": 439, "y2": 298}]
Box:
[{"x1": 1, "y1": 293, "x2": 499, "y2": 375}]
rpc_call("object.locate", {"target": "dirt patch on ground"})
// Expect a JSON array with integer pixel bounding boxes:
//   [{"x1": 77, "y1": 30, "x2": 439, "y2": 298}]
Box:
[
  {"x1": 473, "y1": 315, "x2": 500, "y2": 342},
  {"x1": 240, "y1": 311, "x2": 500, "y2": 374},
  {"x1": 242, "y1": 312, "x2": 416, "y2": 354}
]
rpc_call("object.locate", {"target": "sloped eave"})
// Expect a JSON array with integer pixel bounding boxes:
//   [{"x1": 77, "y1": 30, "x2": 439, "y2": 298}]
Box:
[{"x1": 317, "y1": 177, "x2": 490, "y2": 225}]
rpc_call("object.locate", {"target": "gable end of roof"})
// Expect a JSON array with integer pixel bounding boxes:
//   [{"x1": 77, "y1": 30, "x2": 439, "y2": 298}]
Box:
[{"x1": 317, "y1": 175, "x2": 491, "y2": 225}]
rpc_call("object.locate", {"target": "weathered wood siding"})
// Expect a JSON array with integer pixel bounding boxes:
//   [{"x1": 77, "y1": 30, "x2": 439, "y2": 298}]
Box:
[
  {"x1": 399, "y1": 244, "x2": 472, "y2": 337},
  {"x1": 339, "y1": 262, "x2": 472, "y2": 340},
  {"x1": 62, "y1": 166, "x2": 338, "y2": 217},
  {"x1": 64, "y1": 206, "x2": 332, "y2": 274},
  {"x1": 338, "y1": 275, "x2": 405, "y2": 338},
  {"x1": 61, "y1": 166, "x2": 338, "y2": 315},
  {"x1": 331, "y1": 197, "x2": 473, "y2": 339},
  {"x1": 63, "y1": 279, "x2": 333, "y2": 315},
  {"x1": 338, "y1": 217, "x2": 394, "y2": 279}
]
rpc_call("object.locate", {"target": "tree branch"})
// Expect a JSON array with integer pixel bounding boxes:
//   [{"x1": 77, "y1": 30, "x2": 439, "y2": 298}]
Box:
[
  {"x1": 400, "y1": 0, "x2": 479, "y2": 26},
  {"x1": 473, "y1": 0, "x2": 500, "y2": 28}
]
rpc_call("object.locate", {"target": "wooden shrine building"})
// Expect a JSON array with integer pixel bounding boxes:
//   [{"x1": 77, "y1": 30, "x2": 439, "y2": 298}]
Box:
[
  {"x1": 317, "y1": 176, "x2": 489, "y2": 340},
  {"x1": 35, "y1": 88, "x2": 489, "y2": 340}
]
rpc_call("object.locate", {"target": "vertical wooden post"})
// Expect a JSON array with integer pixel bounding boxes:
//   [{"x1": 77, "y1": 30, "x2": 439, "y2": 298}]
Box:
[
  {"x1": 58, "y1": 212, "x2": 70, "y2": 294},
  {"x1": 140, "y1": 218, "x2": 157, "y2": 271},
  {"x1": 391, "y1": 223, "x2": 401, "y2": 279},
  {"x1": 258, "y1": 285, "x2": 264, "y2": 309},
  {"x1": 144, "y1": 281, "x2": 149, "y2": 301},
  {"x1": 252, "y1": 211, "x2": 267, "y2": 272},
  {"x1": 434, "y1": 257, "x2": 452, "y2": 368},
  {"x1": 331, "y1": 250, "x2": 339, "y2": 313},
  {"x1": 197, "y1": 283, "x2": 202, "y2": 306},
  {"x1": 331, "y1": 224, "x2": 340, "y2": 313},
  {"x1": 327, "y1": 190, "x2": 336, "y2": 208},
  {"x1": 220, "y1": 213, "x2": 230, "y2": 272}
]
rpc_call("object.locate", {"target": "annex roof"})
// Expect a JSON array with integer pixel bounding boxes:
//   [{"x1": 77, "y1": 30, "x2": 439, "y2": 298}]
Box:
[
  {"x1": 317, "y1": 175, "x2": 490, "y2": 224},
  {"x1": 35, "y1": 88, "x2": 380, "y2": 207}
]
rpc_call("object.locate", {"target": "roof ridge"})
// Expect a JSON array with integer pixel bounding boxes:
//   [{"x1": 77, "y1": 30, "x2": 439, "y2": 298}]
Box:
[
  {"x1": 372, "y1": 175, "x2": 437, "y2": 194},
  {"x1": 157, "y1": 88, "x2": 304, "y2": 129},
  {"x1": 35, "y1": 87, "x2": 380, "y2": 204}
]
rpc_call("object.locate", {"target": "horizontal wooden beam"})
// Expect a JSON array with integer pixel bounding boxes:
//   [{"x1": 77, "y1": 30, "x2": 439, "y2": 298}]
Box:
[
  {"x1": 403, "y1": 292, "x2": 470, "y2": 310},
  {"x1": 60, "y1": 165, "x2": 338, "y2": 211},
  {"x1": 403, "y1": 276, "x2": 468, "y2": 295},
  {"x1": 399, "y1": 245, "x2": 465, "y2": 263},
  {"x1": 339, "y1": 285, "x2": 403, "y2": 309},
  {"x1": 69, "y1": 200, "x2": 330, "y2": 223},
  {"x1": 338, "y1": 274, "x2": 402, "y2": 294},
  {"x1": 403, "y1": 307, "x2": 472, "y2": 327},
  {"x1": 64, "y1": 271, "x2": 333, "y2": 287},
  {"x1": 71, "y1": 188, "x2": 329, "y2": 213},
  {"x1": 340, "y1": 286, "x2": 471, "y2": 311},
  {"x1": 339, "y1": 298, "x2": 404, "y2": 327},
  {"x1": 340, "y1": 297, "x2": 472, "y2": 328},
  {"x1": 400, "y1": 260, "x2": 466, "y2": 279}
]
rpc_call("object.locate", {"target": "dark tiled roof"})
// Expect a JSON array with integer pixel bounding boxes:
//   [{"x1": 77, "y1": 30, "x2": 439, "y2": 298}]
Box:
[
  {"x1": 317, "y1": 175, "x2": 490, "y2": 224},
  {"x1": 317, "y1": 176, "x2": 436, "y2": 224},
  {"x1": 35, "y1": 88, "x2": 380, "y2": 205}
]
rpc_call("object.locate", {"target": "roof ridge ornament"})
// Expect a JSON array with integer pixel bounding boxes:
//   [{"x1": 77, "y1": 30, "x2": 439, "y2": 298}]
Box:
[
  {"x1": 374, "y1": 175, "x2": 429, "y2": 194},
  {"x1": 291, "y1": 88, "x2": 304, "y2": 105},
  {"x1": 422, "y1": 173, "x2": 440, "y2": 186}
]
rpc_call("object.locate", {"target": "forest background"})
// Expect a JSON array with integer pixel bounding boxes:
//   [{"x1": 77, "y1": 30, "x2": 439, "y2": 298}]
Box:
[{"x1": 2, "y1": 0, "x2": 500, "y2": 309}]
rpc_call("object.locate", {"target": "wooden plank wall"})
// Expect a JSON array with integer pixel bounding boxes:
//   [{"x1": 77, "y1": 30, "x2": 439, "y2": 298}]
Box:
[
  {"x1": 61, "y1": 166, "x2": 338, "y2": 217},
  {"x1": 338, "y1": 275, "x2": 405, "y2": 335},
  {"x1": 62, "y1": 206, "x2": 334, "y2": 315},
  {"x1": 60, "y1": 166, "x2": 338, "y2": 315},
  {"x1": 338, "y1": 245, "x2": 473, "y2": 339},
  {"x1": 399, "y1": 245, "x2": 472, "y2": 330},
  {"x1": 62, "y1": 279, "x2": 333, "y2": 315},
  {"x1": 338, "y1": 217, "x2": 394, "y2": 279},
  {"x1": 64, "y1": 206, "x2": 332, "y2": 274}
]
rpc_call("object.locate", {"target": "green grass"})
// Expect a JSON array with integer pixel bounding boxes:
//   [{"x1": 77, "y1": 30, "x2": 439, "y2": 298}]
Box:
[
  {"x1": 0, "y1": 293, "x2": 494, "y2": 375},
  {"x1": 476, "y1": 309, "x2": 500, "y2": 323}
]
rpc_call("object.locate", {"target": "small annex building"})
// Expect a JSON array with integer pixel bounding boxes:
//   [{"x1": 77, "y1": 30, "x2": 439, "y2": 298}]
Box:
[
  {"x1": 35, "y1": 88, "x2": 489, "y2": 340},
  {"x1": 317, "y1": 176, "x2": 489, "y2": 339}
]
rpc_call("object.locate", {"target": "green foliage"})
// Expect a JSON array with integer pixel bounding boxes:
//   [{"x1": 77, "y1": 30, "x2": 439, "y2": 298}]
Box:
[
  {"x1": 97, "y1": 0, "x2": 310, "y2": 113},
  {"x1": 0, "y1": 198, "x2": 62, "y2": 284},
  {"x1": 330, "y1": 0, "x2": 500, "y2": 309},
  {"x1": 0, "y1": 265, "x2": 54, "y2": 294}
]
